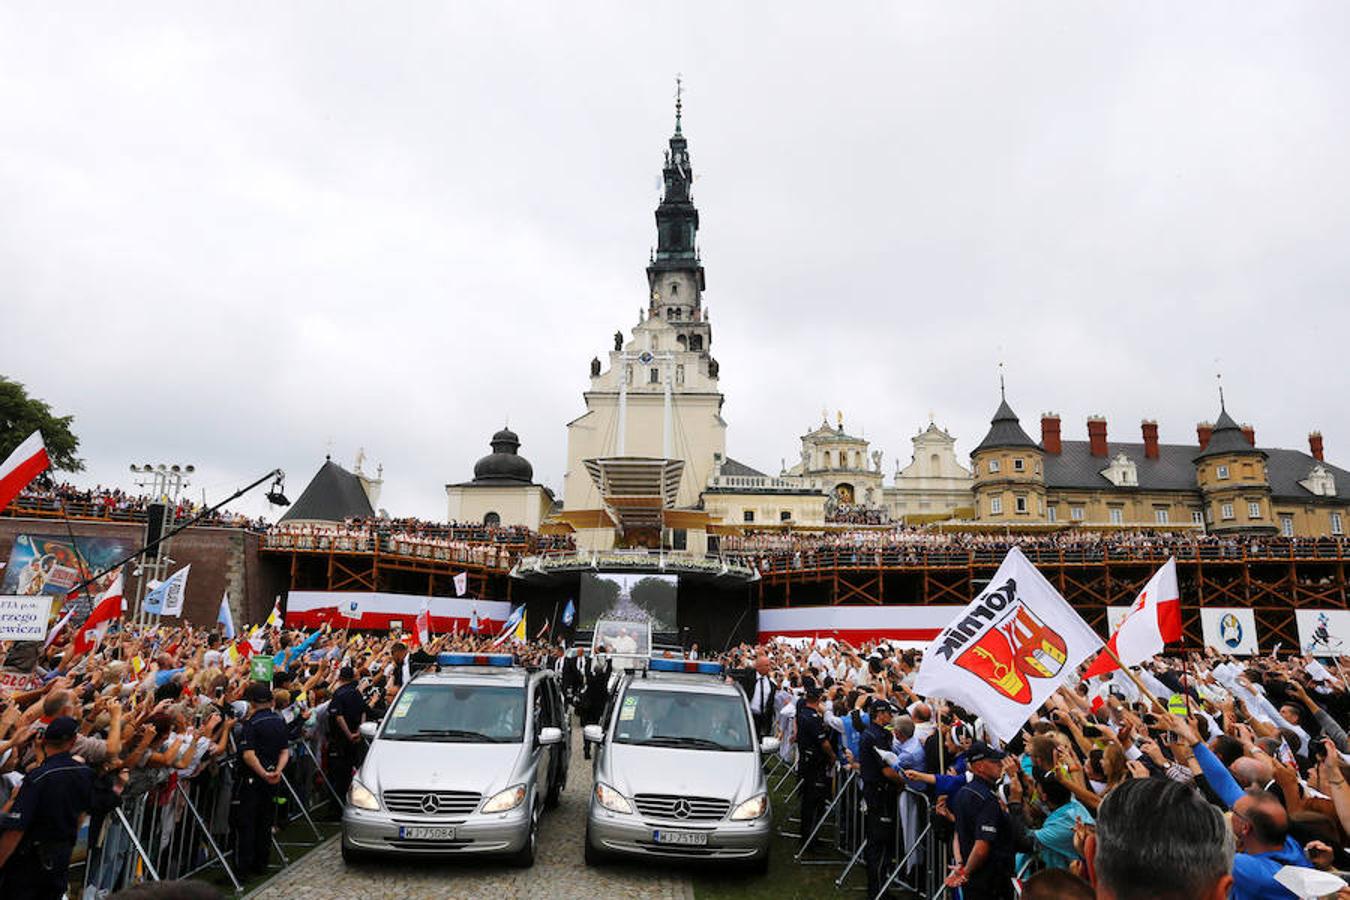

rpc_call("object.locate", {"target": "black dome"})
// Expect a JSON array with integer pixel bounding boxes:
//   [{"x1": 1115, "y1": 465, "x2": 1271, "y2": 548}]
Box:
[{"x1": 472, "y1": 428, "x2": 533, "y2": 483}]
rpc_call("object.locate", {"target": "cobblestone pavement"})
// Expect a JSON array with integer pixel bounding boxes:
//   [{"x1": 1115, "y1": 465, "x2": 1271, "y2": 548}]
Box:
[{"x1": 251, "y1": 734, "x2": 695, "y2": 900}]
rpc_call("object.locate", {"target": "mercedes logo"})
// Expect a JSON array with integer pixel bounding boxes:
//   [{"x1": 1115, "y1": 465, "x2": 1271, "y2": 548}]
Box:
[
  {"x1": 419, "y1": 794, "x2": 442, "y2": 815},
  {"x1": 672, "y1": 799, "x2": 692, "y2": 820}
]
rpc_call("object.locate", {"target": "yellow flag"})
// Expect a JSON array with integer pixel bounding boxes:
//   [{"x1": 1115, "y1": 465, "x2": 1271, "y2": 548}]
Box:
[
  {"x1": 131, "y1": 656, "x2": 145, "y2": 675},
  {"x1": 226, "y1": 644, "x2": 240, "y2": 666},
  {"x1": 513, "y1": 615, "x2": 526, "y2": 641}
]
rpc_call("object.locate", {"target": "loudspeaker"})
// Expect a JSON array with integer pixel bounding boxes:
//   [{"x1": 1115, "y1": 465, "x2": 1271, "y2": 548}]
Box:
[{"x1": 145, "y1": 502, "x2": 167, "y2": 550}]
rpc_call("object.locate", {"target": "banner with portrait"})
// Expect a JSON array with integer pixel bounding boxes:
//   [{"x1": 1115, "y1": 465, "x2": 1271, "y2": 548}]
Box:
[{"x1": 0, "y1": 533, "x2": 134, "y2": 625}]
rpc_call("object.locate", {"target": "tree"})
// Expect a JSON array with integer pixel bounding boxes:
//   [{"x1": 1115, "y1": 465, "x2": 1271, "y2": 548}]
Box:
[{"x1": 0, "y1": 376, "x2": 83, "y2": 473}]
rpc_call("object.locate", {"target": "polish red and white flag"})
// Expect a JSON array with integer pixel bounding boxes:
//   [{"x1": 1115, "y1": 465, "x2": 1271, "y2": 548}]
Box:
[
  {"x1": 1083, "y1": 559, "x2": 1182, "y2": 679},
  {"x1": 72, "y1": 574, "x2": 125, "y2": 655},
  {"x1": 0, "y1": 431, "x2": 50, "y2": 511}
]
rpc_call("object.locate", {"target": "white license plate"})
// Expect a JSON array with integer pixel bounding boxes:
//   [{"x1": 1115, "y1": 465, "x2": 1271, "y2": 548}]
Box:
[
  {"x1": 652, "y1": 829, "x2": 708, "y2": 846},
  {"x1": 399, "y1": 826, "x2": 456, "y2": 840}
]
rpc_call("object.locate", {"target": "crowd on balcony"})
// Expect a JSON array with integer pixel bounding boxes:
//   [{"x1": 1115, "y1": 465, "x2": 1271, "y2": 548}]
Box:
[
  {"x1": 825, "y1": 502, "x2": 891, "y2": 525},
  {"x1": 264, "y1": 516, "x2": 574, "y2": 566},
  {"x1": 6, "y1": 482, "x2": 268, "y2": 530},
  {"x1": 721, "y1": 526, "x2": 1349, "y2": 571}
]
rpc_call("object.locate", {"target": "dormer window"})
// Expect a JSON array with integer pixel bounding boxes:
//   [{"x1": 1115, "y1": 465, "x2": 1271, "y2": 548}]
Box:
[
  {"x1": 1216, "y1": 464, "x2": 1230, "y2": 480},
  {"x1": 1301, "y1": 465, "x2": 1337, "y2": 498},
  {"x1": 1101, "y1": 451, "x2": 1138, "y2": 487}
]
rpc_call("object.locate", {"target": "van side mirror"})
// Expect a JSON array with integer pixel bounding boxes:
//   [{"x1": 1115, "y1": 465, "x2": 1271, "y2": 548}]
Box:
[
  {"x1": 359, "y1": 721, "x2": 379, "y2": 741},
  {"x1": 583, "y1": 724, "x2": 604, "y2": 744},
  {"x1": 760, "y1": 736, "x2": 781, "y2": 755},
  {"x1": 539, "y1": 726, "x2": 563, "y2": 746}
]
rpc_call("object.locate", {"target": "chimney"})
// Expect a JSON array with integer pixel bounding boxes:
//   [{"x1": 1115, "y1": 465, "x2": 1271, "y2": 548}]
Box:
[
  {"x1": 1197, "y1": 421, "x2": 1213, "y2": 450},
  {"x1": 1141, "y1": 419, "x2": 1159, "y2": 460},
  {"x1": 1087, "y1": 416, "x2": 1108, "y2": 458},
  {"x1": 1310, "y1": 431, "x2": 1325, "y2": 461},
  {"x1": 1240, "y1": 423, "x2": 1255, "y2": 447},
  {"x1": 1041, "y1": 413, "x2": 1062, "y2": 455}
]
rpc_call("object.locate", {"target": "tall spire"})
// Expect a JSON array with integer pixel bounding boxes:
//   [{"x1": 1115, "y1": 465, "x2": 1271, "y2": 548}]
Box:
[{"x1": 652, "y1": 80, "x2": 698, "y2": 264}]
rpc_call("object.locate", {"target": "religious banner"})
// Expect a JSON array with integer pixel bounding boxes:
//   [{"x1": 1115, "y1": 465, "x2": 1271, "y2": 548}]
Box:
[
  {"x1": 1199, "y1": 607, "x2": 1259, "y2": 656},
  {"x1": 1296, "y1": 609, "x2": 1350, "y2": 657}
]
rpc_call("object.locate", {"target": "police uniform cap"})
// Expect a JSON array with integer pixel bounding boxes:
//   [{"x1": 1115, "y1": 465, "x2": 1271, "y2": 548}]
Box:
[
  {"x1": 803, "y1": 684, "x2": 824, "y2": 700},
  {"x1": 869, "y1": 699, "x2": 898, "y2": 716},
  {"x1": 965, "y1": 740, "x2": 1007, "y2": 763},
  {"x1": 339, "y1": 665, "x2": 356, "y2": 681},
  {"x1": 45, "y1": 715, "x2": 79, "y2": 742},
  {"x1": 246, "y1": 682, "x2": 274, "y2": 703}
]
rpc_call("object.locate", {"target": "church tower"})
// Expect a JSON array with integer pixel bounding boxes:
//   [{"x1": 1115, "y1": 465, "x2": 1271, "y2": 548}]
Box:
[
  {"x1": 559, "y1": 84, "x2": 727, "y2": 552},
  {"x1": 646, "y1": 80, "x2": 712, "y2": 358}
]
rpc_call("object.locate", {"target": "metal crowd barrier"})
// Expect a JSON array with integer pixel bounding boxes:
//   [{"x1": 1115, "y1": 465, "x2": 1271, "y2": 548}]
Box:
[
  {"x1": 75, "y1": 739, "x2": 344, "y2": 896},
  {"x1": 769, "y1": 760, "x2": 950, "y2": 900}
]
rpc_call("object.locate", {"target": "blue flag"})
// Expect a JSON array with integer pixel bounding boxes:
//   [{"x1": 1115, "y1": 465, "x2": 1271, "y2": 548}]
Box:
[{"x1": 562, "y1": 599, "x2": 575, "y2": 627}]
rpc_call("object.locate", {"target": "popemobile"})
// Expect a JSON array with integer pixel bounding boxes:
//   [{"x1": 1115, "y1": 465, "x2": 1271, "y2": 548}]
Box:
[
  {"x1": 341, "y1": 653, "x2": 569, "y2": 867},
  {"x1": 583, "y1": 657, "x2": 778, "y2": 871}
]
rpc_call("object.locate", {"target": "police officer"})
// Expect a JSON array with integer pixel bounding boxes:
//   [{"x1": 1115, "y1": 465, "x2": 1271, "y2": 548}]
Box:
[
  {"x1": 326, "y1": 665, "x2": 368, "y2": 800},
  {"x1": 795, "y1": 684, "x2": 836, "y2": 852},
  {"x1": 0, "y1": 716, "x2": 113, "y2": 900},
  {"x1": 948, "y1": 741, "x2": 1015, "y2": 900},
  {"x1": 859, "y1": 699, "x2": 906, "y2": 899},
  {"x1": 233, "y1": 682, "x2": 291, "y2": 877}
]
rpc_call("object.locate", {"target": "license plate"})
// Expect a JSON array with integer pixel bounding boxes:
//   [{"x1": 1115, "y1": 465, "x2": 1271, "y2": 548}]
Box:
[
  {"x1": 399, "y1": 826, "x2": 456, "y2": 840},
  {"x1": 652, "y1": 829, "x2": 708, "y2": 846}
]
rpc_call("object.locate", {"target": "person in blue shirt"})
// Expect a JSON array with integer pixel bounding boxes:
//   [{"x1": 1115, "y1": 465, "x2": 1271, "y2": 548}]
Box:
[
  {"x1": 840, "y1": 703, "x2": 869, "y2": 764},
  {"x1": 1009, "y1": 766, "x2": 1094, "y2": 872},
  {"x1": 1168, "y1": 713, "x2": 1310, "y2": 900}
]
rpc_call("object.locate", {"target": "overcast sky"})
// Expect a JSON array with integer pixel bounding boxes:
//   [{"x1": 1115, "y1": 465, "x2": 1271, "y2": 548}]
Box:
[{"x1": 4, "y1": 3, "x2": 1350, "y2": 521}]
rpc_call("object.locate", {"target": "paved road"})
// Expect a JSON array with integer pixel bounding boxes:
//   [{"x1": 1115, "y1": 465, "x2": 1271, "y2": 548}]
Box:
[{"x1": 252, "y1": 734, "x2": 695, "y2": 900}]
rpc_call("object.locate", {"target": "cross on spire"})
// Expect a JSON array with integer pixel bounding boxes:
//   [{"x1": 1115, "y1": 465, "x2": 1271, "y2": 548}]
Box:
[
  {"x1": 998, "y1": 361, "x2": 1006, "y2": 400},
  {"x1": 674, "y1": 73, "x2": 683, "y2": 135}
]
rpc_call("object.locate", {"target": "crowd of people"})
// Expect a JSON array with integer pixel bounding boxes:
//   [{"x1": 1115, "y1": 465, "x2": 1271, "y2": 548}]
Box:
[
  {"x1": 7, "y1": 483, "x2": 268, "y2": 531},
  {"x1": 265, "y1": 518, "x2": 574, "y2": 566},
  {"x1": 825, "y1": 503, "x2": 892, "y2": 526},
  {"x1": 5, "y1": 606, "x2": 1350, "y2": 899},
  {"x1": 737, "y1": 636, "x2": 1350, "y2": 898},
  {"x1": 722, "y1": 526, "x2": 1350, "y2": 572}
]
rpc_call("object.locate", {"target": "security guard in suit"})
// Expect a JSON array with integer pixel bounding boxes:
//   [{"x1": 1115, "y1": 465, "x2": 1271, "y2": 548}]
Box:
[
  {"x1": 795, "y1": 684, "x2": 836, "y2": 851},
  {"x1": 233, "y1": 682, "x2": 291, "y2": 877},
  {"x1": 858, "y1": 700, "x2": 906, "y2": 899},
  {"x1": 0, "y1": 716, "x2": 116, "y2": 900},
  {"x1": 949, "y1": 741, "x2": 1015, "y2": 900}
]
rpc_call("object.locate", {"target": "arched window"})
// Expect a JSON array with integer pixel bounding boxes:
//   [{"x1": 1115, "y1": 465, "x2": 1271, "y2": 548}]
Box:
[
  {"x1": 676, "y1": 334, "x2": 688, "y2": 349},
  {"x1": 483, "y1": 512, "x2": 501, "y2": 527},
  {"x1": 690, "y1": 335, "x2": 703, "y2": 351},
  {"x1": 930, "y1": 453, "x2": 940, "y2": 471}
]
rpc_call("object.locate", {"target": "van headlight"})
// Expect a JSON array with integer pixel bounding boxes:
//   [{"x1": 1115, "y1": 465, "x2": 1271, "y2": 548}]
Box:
[
  {"x1": 348, "y1": 779, "x2": 379, "y2": 811},
  {"x1": 595, "y1": 782, "x2": 633, "y2": 814},
  {"x1": 481, "y1": 785, "x2": 527, "y2": 813},
  {"x1": 730, "y1": 793, "x2": 768, "y2": 821}
]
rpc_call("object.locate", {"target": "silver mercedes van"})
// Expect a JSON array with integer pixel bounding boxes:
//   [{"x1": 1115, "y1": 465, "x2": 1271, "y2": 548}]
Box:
[
  {"x1": 583, "y1": 658, "x2": 778, "y2": 871},
  {"x1": 341, "y1": 653, "x2": 568, "y2": 867}
]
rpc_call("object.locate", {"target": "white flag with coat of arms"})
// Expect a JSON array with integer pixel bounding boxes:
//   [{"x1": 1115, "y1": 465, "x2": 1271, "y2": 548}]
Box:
[
  {"x1": 453, "y1": 571, "x2": 468, "y2": 597},
  {"x1": 914, "y1": 547, "x2": 1102, "y2": 742}
]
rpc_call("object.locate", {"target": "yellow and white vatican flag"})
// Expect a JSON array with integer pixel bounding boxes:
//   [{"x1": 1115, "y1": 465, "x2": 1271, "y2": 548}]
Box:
[{"x1": 914, "y1": 547, "x2": 1102, "y2": 742}]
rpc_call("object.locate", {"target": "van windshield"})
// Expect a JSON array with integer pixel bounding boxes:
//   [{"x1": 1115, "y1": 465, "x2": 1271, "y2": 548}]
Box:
[
  {"x1": 379, "y1": 684, "x2": 525, "y2": 743},
  {"x1": 611, "y1": 689, "x2": 753, "y2": 752}
]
